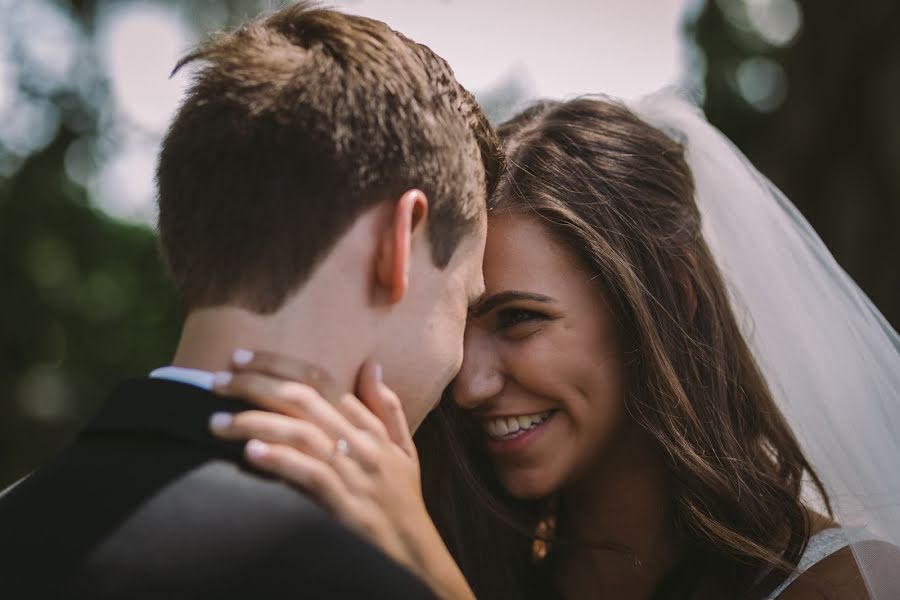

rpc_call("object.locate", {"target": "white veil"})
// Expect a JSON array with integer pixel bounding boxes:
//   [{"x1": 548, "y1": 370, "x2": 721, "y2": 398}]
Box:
[{"x1": 629, "y1": 89, "x2": 900, "y2": 597}]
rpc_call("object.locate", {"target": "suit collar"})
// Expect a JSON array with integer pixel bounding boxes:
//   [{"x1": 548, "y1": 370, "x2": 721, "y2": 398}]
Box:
[{"x1": 83, "y1": 378, "x2": 254, "y2": 459}]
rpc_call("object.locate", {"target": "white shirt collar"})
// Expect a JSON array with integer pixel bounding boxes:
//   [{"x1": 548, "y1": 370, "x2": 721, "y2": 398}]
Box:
[{"x1": 149, "y1": 366, "x2": 216, "y2": 391}]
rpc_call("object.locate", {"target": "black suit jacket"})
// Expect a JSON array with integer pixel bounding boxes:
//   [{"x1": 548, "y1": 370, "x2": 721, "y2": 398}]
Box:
[{"x1": 0, "y1": 378, "x2": 435, "y2": 599}]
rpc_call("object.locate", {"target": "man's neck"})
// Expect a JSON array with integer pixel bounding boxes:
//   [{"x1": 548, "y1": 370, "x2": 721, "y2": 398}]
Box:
[
  {"x1": 170, "y1": 206, "x2": 384, "y2": 396},
  {"x1": 171, "y1": 302, "x2": 372, "y2": 395}
]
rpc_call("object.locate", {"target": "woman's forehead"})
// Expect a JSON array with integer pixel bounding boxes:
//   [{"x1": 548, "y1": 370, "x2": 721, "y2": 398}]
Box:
[{"x1": 483, "y1": 214, "x2": 588, "y2": 293}]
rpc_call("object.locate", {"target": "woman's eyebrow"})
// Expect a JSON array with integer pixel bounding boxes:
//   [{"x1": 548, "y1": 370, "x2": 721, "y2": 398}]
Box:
[{"x1": 468, "y1": 290, "x2": 556, "y2": 318}]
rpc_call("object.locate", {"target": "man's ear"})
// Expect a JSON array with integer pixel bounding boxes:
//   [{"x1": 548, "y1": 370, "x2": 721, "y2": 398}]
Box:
[{"x1": 375, "y1": 189, "x2": 429, "y2": 304}]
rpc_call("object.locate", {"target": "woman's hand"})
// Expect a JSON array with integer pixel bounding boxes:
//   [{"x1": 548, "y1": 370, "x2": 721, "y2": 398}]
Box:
[{"x1": 208, "y1": 350, "x2": 475, "y2": 600}]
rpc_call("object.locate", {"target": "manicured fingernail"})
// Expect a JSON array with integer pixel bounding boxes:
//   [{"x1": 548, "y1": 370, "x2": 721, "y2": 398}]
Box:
[
  {"x1": 232, "y1": 349, "x2": 254, "y2": 366},
  {"x1": 213, "y1": 371, "x2": 232, "y2": 387},
  {"x1": 374, "y1": 363, "x2": 383, "y2": 382},
  {"x1": 246, "y1": 439, "x2": 269, "y2": 459},
  {"x1": 209, "y1": 412, "x2": 233, "y2": 431}
]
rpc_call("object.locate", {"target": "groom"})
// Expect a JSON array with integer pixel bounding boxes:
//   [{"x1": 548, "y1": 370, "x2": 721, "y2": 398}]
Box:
[{"x1": 0, "y1": 4, "x2": 499, "y2": 598}]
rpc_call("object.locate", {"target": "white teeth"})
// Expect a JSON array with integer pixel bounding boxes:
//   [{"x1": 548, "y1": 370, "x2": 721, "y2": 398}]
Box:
[{"x1": 482, "y1": 411, "x2": 552, "y2": 440}]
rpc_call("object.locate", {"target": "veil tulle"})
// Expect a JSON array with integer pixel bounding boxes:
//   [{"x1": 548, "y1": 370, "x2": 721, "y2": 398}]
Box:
[{"x1": 629, "y1": 89, "x2": 900, "y2": 597}]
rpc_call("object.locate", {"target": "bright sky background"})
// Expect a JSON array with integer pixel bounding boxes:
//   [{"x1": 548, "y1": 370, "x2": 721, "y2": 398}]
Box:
[
  {"x1": 327, "y1": 0, "x2": 695, "y2": 101},
  {"x1": 2, "y1": 0, "x2": 701, "y2": 223},
  {"x1": 106, "y1": 0, "x2": 696, "y2": 127}
]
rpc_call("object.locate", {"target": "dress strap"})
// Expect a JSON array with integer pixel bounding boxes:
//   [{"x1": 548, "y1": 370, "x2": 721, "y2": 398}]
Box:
[{"x1": 766, "y1": 528, "x2": 852, "y2": 599}]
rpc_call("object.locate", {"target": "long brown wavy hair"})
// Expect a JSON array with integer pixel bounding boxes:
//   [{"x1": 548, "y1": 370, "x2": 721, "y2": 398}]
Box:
[{"x1": 415, "y1": 97, "x2": 832, "y2": 600}]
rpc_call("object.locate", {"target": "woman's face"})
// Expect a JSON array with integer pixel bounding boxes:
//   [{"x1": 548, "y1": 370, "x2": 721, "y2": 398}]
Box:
[{"x1": 453, "y1": 213, "x2": 627, "y2": 499}]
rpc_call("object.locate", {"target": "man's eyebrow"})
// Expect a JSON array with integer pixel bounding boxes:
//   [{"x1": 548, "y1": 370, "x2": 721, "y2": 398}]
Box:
[{"x1": 468, "y1": 291, "x2": 556, "y2": 318}]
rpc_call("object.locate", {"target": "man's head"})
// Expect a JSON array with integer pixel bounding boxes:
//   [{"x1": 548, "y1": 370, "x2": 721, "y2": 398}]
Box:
[{"x1": 157, "y1": 3, "x2": 500, "y2": 428}]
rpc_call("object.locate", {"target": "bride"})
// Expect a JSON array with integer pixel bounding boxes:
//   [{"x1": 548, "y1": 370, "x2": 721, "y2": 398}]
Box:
[{"x1": 208, "y1": 92, "x2": 900, "y2": 599}]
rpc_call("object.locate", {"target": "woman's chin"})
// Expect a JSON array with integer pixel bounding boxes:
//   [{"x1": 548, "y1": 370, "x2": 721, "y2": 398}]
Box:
[{"x1": 499, "y1": 471, "x2": 559, "y2": 500}]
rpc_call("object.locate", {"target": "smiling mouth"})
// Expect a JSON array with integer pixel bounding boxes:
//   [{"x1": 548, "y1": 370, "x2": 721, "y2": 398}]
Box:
[{"x1": 482, "y1": 410, "x2": 555, "y2": 441}]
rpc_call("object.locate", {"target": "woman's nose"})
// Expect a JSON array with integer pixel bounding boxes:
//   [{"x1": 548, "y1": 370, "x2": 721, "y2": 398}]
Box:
[{"x1": 453, "y1": 329, "x2": 504, "y2": 410}]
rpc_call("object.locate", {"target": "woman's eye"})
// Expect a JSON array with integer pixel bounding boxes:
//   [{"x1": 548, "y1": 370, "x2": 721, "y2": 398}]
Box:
[{"x1": 496, "y1": 308, "x2": 546, "y2": 330}]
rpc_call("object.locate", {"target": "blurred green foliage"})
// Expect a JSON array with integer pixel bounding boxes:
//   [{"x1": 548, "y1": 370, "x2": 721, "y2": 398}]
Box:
[
  {"x1": 2, "y1": 0, "x2": 898, "y2": 488},
  {"x1": 0, "y1": 0, "x2": 264, "y2": 487},
  {"x1": 0, "y1": 128, "x2": 180, "y2": 483},
  {"x1": 692, "y1": 0, "x2": 900, "y2": 329}
]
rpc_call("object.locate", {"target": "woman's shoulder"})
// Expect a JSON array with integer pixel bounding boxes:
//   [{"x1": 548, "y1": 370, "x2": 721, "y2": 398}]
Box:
[{"x1": 776, "y1": 525, "x2": 900, "y2": 599}]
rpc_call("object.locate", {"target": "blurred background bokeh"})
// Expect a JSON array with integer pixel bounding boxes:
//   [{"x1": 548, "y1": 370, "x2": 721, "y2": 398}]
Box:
[{"x1": 2, "y1": 0, "x2": 898, "y2": 488}]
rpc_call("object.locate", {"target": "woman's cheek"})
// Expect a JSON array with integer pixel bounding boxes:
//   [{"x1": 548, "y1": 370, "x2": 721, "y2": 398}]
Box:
[{"x1": 561, "y1": 357, "x2": 628, "y2": 483}]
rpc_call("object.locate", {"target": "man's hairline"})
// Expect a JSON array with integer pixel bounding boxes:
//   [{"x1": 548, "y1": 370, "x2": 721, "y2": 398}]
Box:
[{"x1": 177, "y1": 194, "x2": 488, "y2": 316}]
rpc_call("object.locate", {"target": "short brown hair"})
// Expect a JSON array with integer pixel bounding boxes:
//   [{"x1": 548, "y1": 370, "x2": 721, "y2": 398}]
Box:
[{"x1": 156, "y1": 2, "x2": 501, "y2": 313}]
